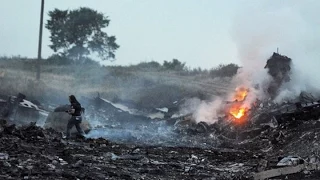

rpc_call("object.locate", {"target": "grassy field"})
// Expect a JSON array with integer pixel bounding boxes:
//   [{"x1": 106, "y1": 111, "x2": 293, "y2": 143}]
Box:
[{"x1": 0, "y1": 59, "x2": 233, "y2": 109}]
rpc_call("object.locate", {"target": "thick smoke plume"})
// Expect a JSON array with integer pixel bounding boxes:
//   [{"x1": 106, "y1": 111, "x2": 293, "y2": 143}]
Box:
[
  {"x1": 192, "y1": 1, "x2": 320, "y2": 124},
  {"x1": 233, "y1": 0, "x2": 320, "y2": 101}
]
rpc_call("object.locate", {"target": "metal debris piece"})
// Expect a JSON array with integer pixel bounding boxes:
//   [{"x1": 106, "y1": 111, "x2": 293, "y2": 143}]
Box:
[
  {"x1": 0, "y1": 153, "x2": 9, "y2": 160},
  {"x1": 253, "y1": 163, "x2": 320, "y2": 180},
  {"x1": 277, "y1": 156, "x2": 304, "y2": 167}
]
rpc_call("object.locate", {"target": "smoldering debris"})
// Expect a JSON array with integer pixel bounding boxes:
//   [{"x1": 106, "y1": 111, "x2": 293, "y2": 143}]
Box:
[
  {"x1": 0, "y1": 93, "x2": 219, "y2": 148},
  {"x1": 168, "y1": 52, "x2": 320, "y2": 178},
  {"x1": 0, "y1": 119, "x2": 260, "y2": 179},
  {"x1": 1, "y1": 108, "x2": 320, "y2": 179},
  {"x1": 0, "y1": 93, "x2": 48, "y2": 127},
  {"x1": 76, "y1": 96, "x2": 221, "y2": 148}
]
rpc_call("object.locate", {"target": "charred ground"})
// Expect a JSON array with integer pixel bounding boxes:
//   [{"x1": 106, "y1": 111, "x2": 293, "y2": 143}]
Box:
[{"x1": 0, "y1": 121, "x2": 257, "y2": 179}]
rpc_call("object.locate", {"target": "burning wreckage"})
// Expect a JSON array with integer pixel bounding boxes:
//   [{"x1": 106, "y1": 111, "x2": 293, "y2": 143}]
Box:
[
  {"x1": 171, "y1": 53, "x2": 320, "y2": 178},
  {"x1": 1, "y1": 52, "x2": 320, "y2": 179},
  {"x1": 175, "y1": 52, "x2": 320, "y2": 136}
]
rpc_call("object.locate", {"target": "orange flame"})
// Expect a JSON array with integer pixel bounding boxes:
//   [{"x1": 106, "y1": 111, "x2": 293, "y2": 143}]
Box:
[
  {"x1": 230, "y1": 107, "x2": 246, "y2": 119},
  {"x1": 228, "y1": 105, "x2": 248, "y2": 124},
  {"x1": 228, "y1": 87, "x2": 250, "y2": 124},
  {"x1": 233, "y1": 87, "x2": 248, "y2": 102}
]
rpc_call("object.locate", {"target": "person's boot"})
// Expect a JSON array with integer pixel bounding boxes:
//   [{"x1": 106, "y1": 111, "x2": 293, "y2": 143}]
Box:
[
  {"x1": 62, "y1": 132, "x2": 70, "y2": 140},
  {"x1": 76, "y1": 133, "x2": 86, "y2": 140}
]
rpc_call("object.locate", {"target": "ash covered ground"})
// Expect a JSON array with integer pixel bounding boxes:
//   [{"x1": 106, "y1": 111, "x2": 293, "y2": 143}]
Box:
[{"x1": 2, "y1": 53, "x2": 320, "y2": 179}]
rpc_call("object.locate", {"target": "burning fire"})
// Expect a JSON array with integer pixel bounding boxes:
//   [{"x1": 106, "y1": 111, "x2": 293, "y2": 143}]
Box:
[
  {"x1": 230, "y1": 107, "x2": 246, "y2": 119},
  {"x1": 233, "y1": 87, "x2": 248, "y2": 101},
  {"x1": 228, "y1": 87, "x2": 250, "y2": 124}
]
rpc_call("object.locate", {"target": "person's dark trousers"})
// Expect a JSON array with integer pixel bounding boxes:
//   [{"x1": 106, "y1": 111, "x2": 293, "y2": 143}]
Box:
[{"x1": 66, "y1": 116, "x2": 85, "y2": 138}]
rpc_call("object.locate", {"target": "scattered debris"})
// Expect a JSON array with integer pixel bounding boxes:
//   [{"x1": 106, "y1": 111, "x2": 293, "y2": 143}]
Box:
[{"x1": 0, "y1": 120, "x2": 261, "y2": 179}]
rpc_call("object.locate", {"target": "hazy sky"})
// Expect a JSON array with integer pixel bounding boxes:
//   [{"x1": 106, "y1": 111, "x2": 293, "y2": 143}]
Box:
[{"x1": 0, "y1": 0, "x2": 319, "y2": 70}]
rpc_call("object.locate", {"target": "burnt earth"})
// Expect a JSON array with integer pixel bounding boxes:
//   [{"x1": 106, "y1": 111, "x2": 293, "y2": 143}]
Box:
[{"x1": 0, "y1": 120, "x2": 260, "y2": 180}]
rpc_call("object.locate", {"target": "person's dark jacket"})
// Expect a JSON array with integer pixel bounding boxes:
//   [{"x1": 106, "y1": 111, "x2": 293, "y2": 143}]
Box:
[{"x1": 71, "y1": 102, "x2": 82, "y2": 116}]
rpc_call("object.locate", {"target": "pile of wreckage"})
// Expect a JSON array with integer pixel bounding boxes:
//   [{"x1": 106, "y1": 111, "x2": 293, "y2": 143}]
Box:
[
  {"x1": 169, "y1": 52, "x2": 320, "y2": 179},
  {"x1": 174, "y1": 53, "x2": 320, "y2": 136}
]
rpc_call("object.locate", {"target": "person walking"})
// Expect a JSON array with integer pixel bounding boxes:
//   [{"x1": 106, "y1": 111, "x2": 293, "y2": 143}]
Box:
[{"x1": 65, "y1": 95, "x2": 85, "y2": 139}]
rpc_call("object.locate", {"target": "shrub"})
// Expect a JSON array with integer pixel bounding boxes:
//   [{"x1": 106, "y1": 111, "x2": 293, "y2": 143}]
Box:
[
  {"x1": 46, "y1": 54, "x2": 73, "y2": 65},
  {"x1": 135, "y1": 61, "x2": 161, "y2": 70},
  {"x1": 209, "y1": 63, "x2": 239, "y2": 78},
  {"x1": 163, "y1": 59, "x2": 186, "y2": 71}
]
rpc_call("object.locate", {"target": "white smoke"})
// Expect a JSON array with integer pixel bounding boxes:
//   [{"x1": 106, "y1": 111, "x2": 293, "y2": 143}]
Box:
[
  {"x1": 192, "y1": 97, "x2": 223, "y2": 124},
  {"x1": 274, "y1": 64, "x2": 320, "y2": 103},
  {"x1": 192, "y1": 1, "x2": 320, "y2": 124},
  {"x1": 231, "y1": 67, "x2": 272, "y2": 102},
  {"x1": 232, "y1": 0, "x2": 320, "y2": 102},
  {"x1": 178, "y1": 98, "x2": 202, "y2": 116}
]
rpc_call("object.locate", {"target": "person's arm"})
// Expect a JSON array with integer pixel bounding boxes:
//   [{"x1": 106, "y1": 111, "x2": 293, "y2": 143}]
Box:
[
  {"x1": 68, "y1": 109, "x2": 75, "y2": 114},
  {"x1": 67, "y1": 105, "x2": 75, "y2": 114}
]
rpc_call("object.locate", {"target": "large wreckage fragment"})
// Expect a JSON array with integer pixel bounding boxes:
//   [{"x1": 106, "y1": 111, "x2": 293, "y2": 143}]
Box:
[
  {"x1": 270, "y1": 101, "x2": 320, "y2": 124},
  {"x1": 0, "y1": 93, "x2": 48, "y2": 126},
  {"x1": 264, "y1": 52, "x2": 292, "y2": 99}
]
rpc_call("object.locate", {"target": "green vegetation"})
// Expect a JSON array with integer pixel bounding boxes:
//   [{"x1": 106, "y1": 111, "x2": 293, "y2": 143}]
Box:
[
  {"x1": 209, "y1": 63, "x2": 240, "y2": 78},
  {"x1": 46, "y1": 7, "x2": 119, "y2": 61}
]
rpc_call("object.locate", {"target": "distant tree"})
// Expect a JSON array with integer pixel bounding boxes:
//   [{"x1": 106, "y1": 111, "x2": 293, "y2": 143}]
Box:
[
  {"x1": 136, "y1": 61, "x2": 161, "y2": 69},
  {"x1": 46, "y1": 7, "x2": 119, "y2": 61},
  {"x1": 163, "y1": 59, "x2": 186, "y2": 71},
  {"x1": 209, "y1": 63, "x2": 239, "y2": 77}
]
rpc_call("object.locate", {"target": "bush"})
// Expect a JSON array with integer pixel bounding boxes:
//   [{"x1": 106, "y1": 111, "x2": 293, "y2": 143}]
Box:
[
  {"x1": 163, "y1": 59, "x2": 186, "y2": 71},
  {"x1": 46, "y1": 54, "x2": 100, "y2": 66},
  {"x1": 46, "y1": 54, "x2": 74, "y2": 65},
  {"x1": 134, "y1": 61, "x2": 161, "y2": 70},
  {"x1": 209, "y1": 63, "x2": 239, "y2": 78},
  {"x1": 79, "y1": 57, "x2": 100, "y2": 66}
]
